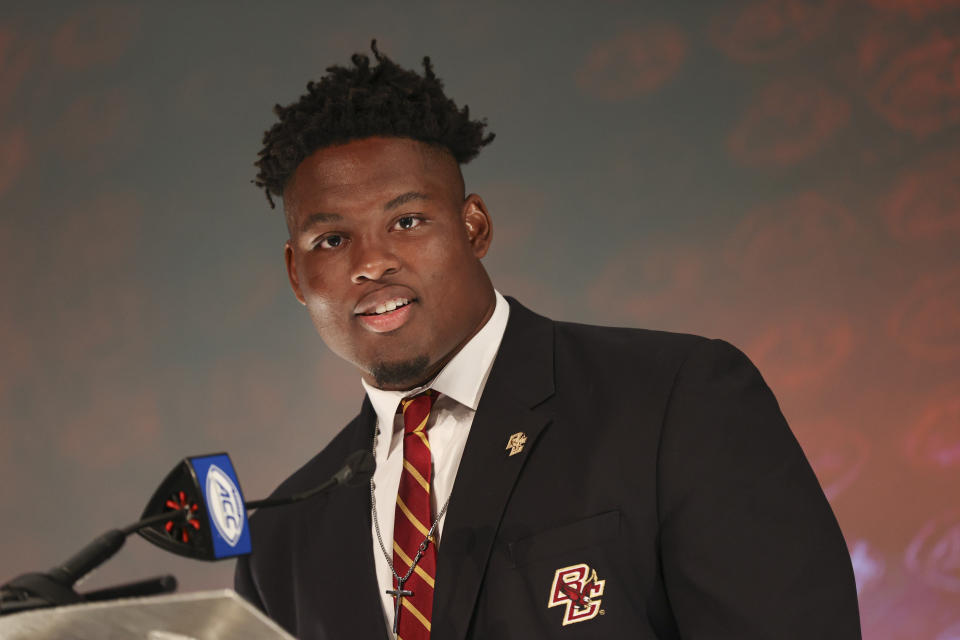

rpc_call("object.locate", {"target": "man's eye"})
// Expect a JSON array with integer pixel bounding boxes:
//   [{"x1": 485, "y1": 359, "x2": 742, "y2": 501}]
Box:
[
  {"x1": 317, "y1": 234, "x2": 343, "y2": 249},
  {"x1": 395, "y1": 216, "x2": 422, "y2": 230}
]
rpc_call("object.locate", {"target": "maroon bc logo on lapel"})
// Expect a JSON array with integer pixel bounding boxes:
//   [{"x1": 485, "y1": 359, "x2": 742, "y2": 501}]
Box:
[{"x1": 547, "y1": 563, "x2": 606, "y2": 625}]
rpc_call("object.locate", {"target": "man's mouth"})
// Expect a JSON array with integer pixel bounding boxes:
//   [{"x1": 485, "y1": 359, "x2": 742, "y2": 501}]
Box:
[
  {"x1": 357, "y1": 297, "x2": 413, "y2": 316},
  {"x1": 355, "y1": 296, "x2": 417, "y2": 333}
]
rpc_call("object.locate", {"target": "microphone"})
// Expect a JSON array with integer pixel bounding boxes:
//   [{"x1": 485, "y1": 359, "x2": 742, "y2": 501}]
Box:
[
  {"x1": 0, "y1": 449, "x2": 375, "y2": 614},
  {"x1": 0, "y1": 510, "x2": 190, "y2": 613},
  {"x1": 137, "y1": 449, "x2": 375, "y2": 561},
  {"x1": 246, "y1": 450, "x2": 376, "y2": 509},
  {"x1": 335, "y1": 449, "x2": 377, "y2": 486}
]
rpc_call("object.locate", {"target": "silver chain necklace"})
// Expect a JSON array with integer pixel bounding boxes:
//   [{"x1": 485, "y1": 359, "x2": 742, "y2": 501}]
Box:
[{"x1": 370, "y1": 417, "x2": 451, "y2": 637}]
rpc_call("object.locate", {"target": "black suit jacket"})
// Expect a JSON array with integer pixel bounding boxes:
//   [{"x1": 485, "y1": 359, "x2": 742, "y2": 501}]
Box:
[{"x1": 235, "y1": 298, "x2": 861, "y2": 639}]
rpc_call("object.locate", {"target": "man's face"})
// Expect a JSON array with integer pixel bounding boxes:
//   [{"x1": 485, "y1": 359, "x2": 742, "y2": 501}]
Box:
[{"x1": 283, "y1": 136, "x2": 495, "y2": 391}]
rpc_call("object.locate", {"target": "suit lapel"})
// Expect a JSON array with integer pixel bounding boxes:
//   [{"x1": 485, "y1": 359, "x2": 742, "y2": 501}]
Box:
[
  {"x1": 302, "y1": 399, "x2": 391, "y2": 640},
  {"x1": 432, "y1": 299, "x2": 555, "y2": 640}
]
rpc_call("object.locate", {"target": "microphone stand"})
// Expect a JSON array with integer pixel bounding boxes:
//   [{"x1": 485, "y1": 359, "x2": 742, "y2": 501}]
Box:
[
  {"x1": 0, "y1": 508, "x2": 190, "y2": 614},
  {"x1": 0, "y1": 448, "x2": 375, "y2": 616}
]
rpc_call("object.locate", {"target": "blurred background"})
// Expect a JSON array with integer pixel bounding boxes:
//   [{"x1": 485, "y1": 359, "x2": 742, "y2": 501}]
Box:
[{"x1": 1, "y1": 1, "x2": 959, "y2": 637}]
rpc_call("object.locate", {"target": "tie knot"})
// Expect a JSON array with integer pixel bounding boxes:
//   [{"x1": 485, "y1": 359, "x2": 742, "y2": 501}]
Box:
[{"x1": 400, "y1": 390, "x2": 435, "y2": 435}]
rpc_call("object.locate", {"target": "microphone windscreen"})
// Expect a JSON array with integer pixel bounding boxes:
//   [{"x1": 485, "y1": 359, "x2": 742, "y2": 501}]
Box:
[{"x1": 341, "y1": 450, "x2": 377, "y2": 486}]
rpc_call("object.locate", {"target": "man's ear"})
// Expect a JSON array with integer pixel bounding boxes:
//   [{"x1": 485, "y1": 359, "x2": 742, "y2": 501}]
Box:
[
  {"x1": 284, "y1": 242, "x2": 307, "y2": 305},
  {"x1": 462, "y1": 194, "x2": 492, "y2": 258}
]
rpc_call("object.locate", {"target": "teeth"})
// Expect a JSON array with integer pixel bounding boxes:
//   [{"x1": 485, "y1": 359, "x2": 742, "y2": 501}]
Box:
[{"x1": 371, "y1": 298, "x2": 409, "y2": 315}]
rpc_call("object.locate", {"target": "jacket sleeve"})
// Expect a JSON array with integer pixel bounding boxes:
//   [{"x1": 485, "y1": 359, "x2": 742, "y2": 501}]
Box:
[{"x1": 657, "y1": 338, "x2": 861, "y2": 639}]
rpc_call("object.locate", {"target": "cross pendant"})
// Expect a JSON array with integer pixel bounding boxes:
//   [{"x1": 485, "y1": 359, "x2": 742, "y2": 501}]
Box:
[{"x1": 386, "y1": 580, "x2": 413, "y2": 636}]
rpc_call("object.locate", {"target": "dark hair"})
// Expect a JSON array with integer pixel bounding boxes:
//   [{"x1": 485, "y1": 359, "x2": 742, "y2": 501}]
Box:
[{"x1": 253, "y1": 40, "x2": 495, "y2": 208}]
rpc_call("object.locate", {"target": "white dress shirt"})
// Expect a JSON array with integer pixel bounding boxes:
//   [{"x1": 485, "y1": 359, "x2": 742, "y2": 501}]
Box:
[{"x1": 362, "y1": 290, "x2": 510, "y2": 633}]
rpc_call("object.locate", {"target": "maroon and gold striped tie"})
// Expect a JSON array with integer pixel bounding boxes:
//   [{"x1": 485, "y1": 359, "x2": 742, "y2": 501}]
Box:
[{"x1": 394, "y1": 390, "x2": 437, "y2": 639}]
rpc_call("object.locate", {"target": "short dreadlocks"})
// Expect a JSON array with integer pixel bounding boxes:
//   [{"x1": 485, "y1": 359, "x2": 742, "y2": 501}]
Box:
[{"x1": 253, "y1": 40, "x2": 495, "y2": 208}]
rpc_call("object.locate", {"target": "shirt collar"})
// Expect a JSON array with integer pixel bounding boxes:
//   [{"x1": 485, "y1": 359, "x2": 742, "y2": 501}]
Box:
[{"x1": 362, "y1": 290, "x2": 510, "y2": 425}]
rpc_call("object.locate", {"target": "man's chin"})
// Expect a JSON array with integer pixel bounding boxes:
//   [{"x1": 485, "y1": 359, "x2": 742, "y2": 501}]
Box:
[{"x1": 369, "y1": 355, "x2": 431, "y2": 390}]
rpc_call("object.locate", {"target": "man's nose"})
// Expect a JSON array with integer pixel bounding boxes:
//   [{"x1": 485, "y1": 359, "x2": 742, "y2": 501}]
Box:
[{"x1": 351, "y1": 235, "x2": 401, "y2": 283}]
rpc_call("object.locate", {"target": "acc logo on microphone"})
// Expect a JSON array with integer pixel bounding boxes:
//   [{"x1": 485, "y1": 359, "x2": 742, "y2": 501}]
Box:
[
  {"x1": 206, "y1": 464, "x2": 245, "y2": 546},
  {"x1": 548, "y1": 563, "x2": 606, "y2": 625},
  {"x1": 190, "y1": 453, "x2": 252, "y2": 558}
]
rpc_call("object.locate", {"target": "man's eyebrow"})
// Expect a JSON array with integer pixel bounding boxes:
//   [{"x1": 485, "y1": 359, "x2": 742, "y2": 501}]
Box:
[
  {"x1": 300, "y1": 212, "x2": 342, "y2": 232},
  {"x1": 384, "y1": 191, "x2": 428, "y2": 211}
]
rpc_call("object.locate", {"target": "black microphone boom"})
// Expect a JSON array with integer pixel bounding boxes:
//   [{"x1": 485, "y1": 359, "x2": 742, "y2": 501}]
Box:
[{"x1": 246, "y1": 450, "x2": 375, "y2": 510}]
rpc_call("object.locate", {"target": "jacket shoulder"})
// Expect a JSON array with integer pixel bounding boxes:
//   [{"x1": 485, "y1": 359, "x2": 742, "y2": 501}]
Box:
[{"x1": 552, "y1": 318, "x2": 714, "y2": 372}]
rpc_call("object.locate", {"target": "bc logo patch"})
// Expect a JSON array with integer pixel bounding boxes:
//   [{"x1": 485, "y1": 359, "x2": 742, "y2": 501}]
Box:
[{"x1": 547, "y1": 563, "x2": 606, "y2": 625}]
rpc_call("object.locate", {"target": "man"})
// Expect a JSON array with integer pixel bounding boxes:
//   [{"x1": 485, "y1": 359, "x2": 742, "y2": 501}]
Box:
[{"x1": 235, "y1": 43, "x2": 861, "y2": 640}]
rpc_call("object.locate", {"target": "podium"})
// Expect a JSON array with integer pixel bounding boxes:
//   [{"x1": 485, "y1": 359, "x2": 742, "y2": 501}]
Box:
[{"x1": 0, "y1": 589, "x2": 294, "y2": 639}]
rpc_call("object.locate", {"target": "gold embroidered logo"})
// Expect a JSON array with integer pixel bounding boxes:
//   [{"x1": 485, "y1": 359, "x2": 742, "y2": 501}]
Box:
[
  {"x1": 548, "y1": 564, "x2": 606, "y2": 625},
  {"x1": 505, "y1": 432, "x2": 527, "y2": 456}
]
